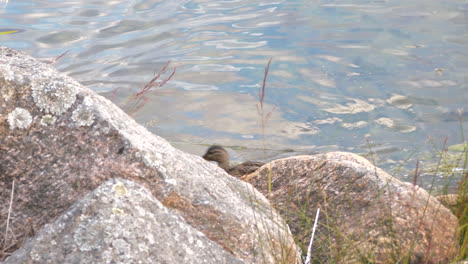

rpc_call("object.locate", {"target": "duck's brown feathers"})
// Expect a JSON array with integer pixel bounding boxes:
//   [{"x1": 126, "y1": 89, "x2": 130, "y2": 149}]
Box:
[
  {"x1": 203, "y1": 145, "x2": 264, "y2": 177},
  {"x1": 227, "y1": 161, "x2": 264, "y2": 177}
]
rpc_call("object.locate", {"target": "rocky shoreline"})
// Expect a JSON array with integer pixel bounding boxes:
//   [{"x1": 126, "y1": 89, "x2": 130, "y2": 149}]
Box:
[{"x1": 0, "y1": 47, "x2": 459, "y2": 263}]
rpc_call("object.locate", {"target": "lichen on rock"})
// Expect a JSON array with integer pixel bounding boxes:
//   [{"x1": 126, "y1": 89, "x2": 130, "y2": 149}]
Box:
[
  {"x1": 7, "y1": 107, "x2": 33, "y2": 129},
  {"x1": 0, "y1": 47, "x2": 301, "y2": 264},
  {"x1": 0, "y1": 79, "x2": 16, "y2": 102},
  {"x1": 31, "y1": 78, "x2": 78, "y2": 115},
  {"x1": 72, "y1": 96, "x2": 95, "y2": 127},
  {"x1": 112, "y1": 182, "x2": 128, "y2": 197},
  {"x1": 40, "y1": 114, "x2": 56, "y2": 126},
  {"x1": 2, "y1": 179, "x2": 248, "y2": 264},
  {"x1": 0, "y1": 63, "x2": 18, "y2": 82}
]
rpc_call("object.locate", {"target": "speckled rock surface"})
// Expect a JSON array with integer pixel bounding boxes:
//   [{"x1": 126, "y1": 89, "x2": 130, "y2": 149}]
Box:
[
  {"x1": 243, "y1": 152, "x2": 459, "y2": 263},
  {"x1": 3, "y1": 178, "x2": 244, "y2": 264},
  {"x1": 0, "y1": 47, "x2": 299, "y2": 263},
  {"x1": 436, "y1": 193, "x2": 464, "y2": 209}
]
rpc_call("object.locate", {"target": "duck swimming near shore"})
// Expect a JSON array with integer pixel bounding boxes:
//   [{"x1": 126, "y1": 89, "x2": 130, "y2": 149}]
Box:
[{"x1": 202, "y1": 145, "x2": 264, "y2": 177}]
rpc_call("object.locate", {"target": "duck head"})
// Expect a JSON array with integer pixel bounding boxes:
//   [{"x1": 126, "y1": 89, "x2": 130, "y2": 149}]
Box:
[{"x1": 202, "y1": 145, "x2": 230, "y2": 171}]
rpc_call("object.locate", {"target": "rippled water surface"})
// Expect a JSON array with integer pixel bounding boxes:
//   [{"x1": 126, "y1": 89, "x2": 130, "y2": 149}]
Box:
[{"x1": 1, "y1": 0, "x2": 467, "y2": 186}]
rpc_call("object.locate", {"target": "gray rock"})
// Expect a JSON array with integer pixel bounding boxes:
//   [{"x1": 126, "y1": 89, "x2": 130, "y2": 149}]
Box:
[
  {"x1": 0, "y1": 47, "x2": 299, "y2": 263},
  {"x1": 3, "y1": 178, "x2": 244, "y2": 264},
  {"x1": 243, "y1": 152, "x2": 459, "y2": 263}
]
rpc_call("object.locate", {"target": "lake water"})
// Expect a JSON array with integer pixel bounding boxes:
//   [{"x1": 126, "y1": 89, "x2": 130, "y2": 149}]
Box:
[{"x1": 1, "y1": 0, "x2": 467, "y2": 189}]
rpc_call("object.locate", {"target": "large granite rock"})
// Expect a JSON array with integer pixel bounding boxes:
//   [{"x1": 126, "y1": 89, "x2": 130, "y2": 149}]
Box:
[
  {"x1": 3, "y1": 178, "x2": 244, "y2": 264},
  {"x1": 0, "y1": 47, "x2": 299, "y2": 263},
  {"x1": 243, "y1": 152, "x2": 459, "y2": 263}
]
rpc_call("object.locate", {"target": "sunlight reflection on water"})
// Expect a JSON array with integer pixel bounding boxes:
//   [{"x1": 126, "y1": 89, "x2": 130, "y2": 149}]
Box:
[{"x1": 1, "y1": 0, "x2": 467, "y2": 186}]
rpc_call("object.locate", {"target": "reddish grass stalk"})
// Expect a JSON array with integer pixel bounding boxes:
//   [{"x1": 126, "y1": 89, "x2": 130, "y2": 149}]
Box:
[
  {"x1": 109, "y1": 88, "x2": 120, "y2": 102},
  {"x1": 135, "y1": 61, "x2": 175, "y2": 96},
  {"x1": 131, "y1": 97, "x2": 149, "y2": 115},
  {"x1": 128, "y1": 61, "x2": 176, "y2": 115},
  {"x1": 259, "y1": 58, "x2": 272, "y2": 110},
  {"x1": 158, "y1": 68, "x2": 176, "y2": 88},
  {"x1": 50, "y1": 50, "x2": 70, "y2": 65},
  {"x1": 255, "y1": 58, "x2": 275, "y2": 195},
  {"x1": 257, "y1": 58, "x2": 274, "y2": 149}
]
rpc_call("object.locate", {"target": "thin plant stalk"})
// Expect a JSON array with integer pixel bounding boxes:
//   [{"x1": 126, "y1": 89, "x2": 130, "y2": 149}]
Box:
[
  {"x1": 256, "y1": 58, "x2": 274, "y2": 195},
  {"x1": 409, "y1": 137, "x2": 449, "y2": 262},
  {"x1": 49, "y1": 50, "x2": 70, "y2": 65},
  {"x1": 257, "y1": 58, "x2": 273, "y2": 151},
  {"x1": 305, "y1": 207, "x2": 320, "y2": 264},
  {"x1": 455, "y1": 109, "x2": 467, "y2": 260},
  {"x1": 127, "y1": 61, "x2": 176, "y2": 115},
  {"x1": 3, "y1": 179, "x2": 15, "y2": 251}
]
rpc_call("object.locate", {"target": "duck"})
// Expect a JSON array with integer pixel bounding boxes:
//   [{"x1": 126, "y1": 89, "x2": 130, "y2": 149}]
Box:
[{"x1": 202, "y1": 145, "x2": 264, "y2": 177}]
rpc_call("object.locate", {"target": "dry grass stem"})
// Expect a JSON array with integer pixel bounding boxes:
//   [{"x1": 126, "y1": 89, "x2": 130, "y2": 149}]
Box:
[
  {"x1": 128, "y1": 61, "x2": 176, "y2": 115},
  {"x1": 3, "y1": 179, "x2": 15, "y2": 251},
  {"x1": 49, "y1": 50, "x2": 70, "y2": 65},
  {"x1": 305, "y1": 207, "x2": 320, "y2": 264},
  {"x1": 256, "y1": 58, "x2": 275, "y2": 151}
]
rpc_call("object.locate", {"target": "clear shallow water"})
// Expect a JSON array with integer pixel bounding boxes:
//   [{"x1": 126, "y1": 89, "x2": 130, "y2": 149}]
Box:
[{"x1": 1, "y1": 0, "x2": 467, "y2": 187}]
